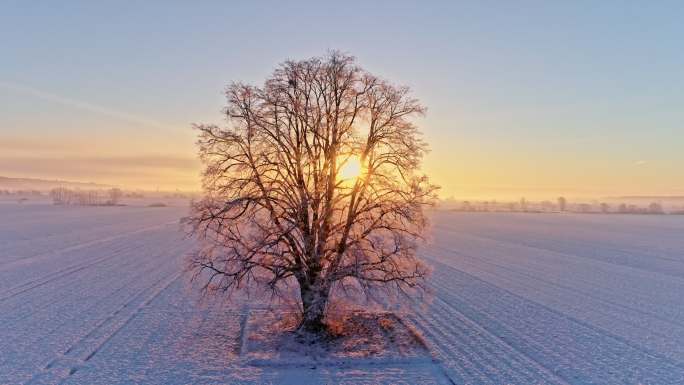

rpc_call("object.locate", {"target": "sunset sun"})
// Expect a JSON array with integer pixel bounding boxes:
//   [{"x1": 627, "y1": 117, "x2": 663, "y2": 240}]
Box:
[
  {"x1": 339, "y1": 155, "x2": 363, "y2": 181},
  {"x1": 2, "y1": 4, "x2": 680, "y2": 383}
]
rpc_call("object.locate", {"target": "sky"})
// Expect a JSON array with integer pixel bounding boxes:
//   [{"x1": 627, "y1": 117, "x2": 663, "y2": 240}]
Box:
[{"x1": 1, "y1": 1, "x2": 683, "y2": 198}]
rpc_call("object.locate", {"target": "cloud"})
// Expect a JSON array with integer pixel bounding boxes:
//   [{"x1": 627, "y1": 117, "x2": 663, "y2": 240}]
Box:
[
  {"x1": 0, "y1": 155, "x2": 199, "y2": 172},
  {"x1": 0, "y1": 80, "x2": 173, "y2": 130},
  {"x1": 0, "y1": 155, "x2": 200, "y2": 188},
  {"x1": 634, "y1": 160, "x2": 647, "y2": 166},
  {"x1": 0, "y1": 136, "x2": 77, "y2": 154}
]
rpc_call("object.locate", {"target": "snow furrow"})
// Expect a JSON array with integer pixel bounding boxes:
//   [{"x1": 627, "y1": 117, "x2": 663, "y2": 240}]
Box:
[
  {"x1": 23, "y1": 273, "x2": 181, "y2": 385},
  {"x1": 425, "y1": 246, "x2": 684, "y2": 358},
  {"x1": 4, "y1": 206, "x2": 684, "y2": 384},
  {"x1": 427, "y1": 260, "x2": 684, "y2": 384}
]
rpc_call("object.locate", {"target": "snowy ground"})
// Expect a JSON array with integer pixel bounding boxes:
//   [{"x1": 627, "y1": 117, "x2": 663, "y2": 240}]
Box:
[
  {"x1": 416, "y1": 211, "x2": 684, "y2": 385},
  {"x1": 2, "y1": 203, "x2": 684, "y2": 384}
]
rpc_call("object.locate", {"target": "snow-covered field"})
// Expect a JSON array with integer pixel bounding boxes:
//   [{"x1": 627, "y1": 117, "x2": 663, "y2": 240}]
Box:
[
  {"x1": 2, "y1": 203, "x2": 684, "y2": 384},
  {"x1": 418, "y1": 211, "x2": 684, "y2": 385}
]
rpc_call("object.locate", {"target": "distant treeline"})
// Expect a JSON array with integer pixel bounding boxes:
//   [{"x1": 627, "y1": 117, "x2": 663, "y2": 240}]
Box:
[
  {"x1": 447, "y1": 197, "x2": 684, "y2": 215},
  {"x1": 0, "y1": 189, "x2": 43, "y2": 196},
  {"x1": 0, "y1": 188, "x2": 196, "y2": 201},
  {"x1": 49, "y1": 187, "x2": 123, "y2": 206}
]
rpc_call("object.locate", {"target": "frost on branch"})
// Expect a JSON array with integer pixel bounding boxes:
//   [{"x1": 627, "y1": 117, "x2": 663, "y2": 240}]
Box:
[{"x1": 186, "y1": 52, "x2": 438, "y2": 334}]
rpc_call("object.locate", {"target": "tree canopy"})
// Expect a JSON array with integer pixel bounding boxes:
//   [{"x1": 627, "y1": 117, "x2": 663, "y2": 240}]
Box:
[{"x1": 187, "y1": 52, "x2": 437, "y2": 332}]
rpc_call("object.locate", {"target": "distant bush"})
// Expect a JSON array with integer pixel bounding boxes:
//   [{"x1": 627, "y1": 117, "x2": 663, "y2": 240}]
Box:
[
  {"x1": 125, "y1": 191, "x2": 145, "y2": 198},
  {"x1": 50, "y1": 187, "x2": 123, "y2": 206}
]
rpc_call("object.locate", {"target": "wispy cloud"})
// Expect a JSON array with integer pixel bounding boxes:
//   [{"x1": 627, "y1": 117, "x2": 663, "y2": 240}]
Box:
[
  {"x1": 0, "y1": 155, "x2": 199, "y2": 173},
  {"x1": 634, "y1": 160, "x2": 647, "y2": 166},
  {"x1": 0, "y1": 154, "x2": 200, "y2": 189},
  {"x1": 0, "y1": 80, "x2": 172, "y2": 130}
]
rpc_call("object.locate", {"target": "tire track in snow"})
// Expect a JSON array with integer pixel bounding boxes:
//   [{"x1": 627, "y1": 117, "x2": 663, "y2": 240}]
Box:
[
  {"x1": 0, "y1": 244, "x2": 133, "y2": 303},
  {"x1": 428, "y1": 230, "x2": 684, "y2": 302},
  {"x1": 424, "y1": 229, "x2": 684, "y2": 355},
  {"x1": 426, "y1": 261, "x2": 684, "y2": 384},
  {"x1": 406, "y1": 312, "x2": 488, "y2": 384},
  {"x1": 1, "y1": 207, "x2": 182, "y2": 260},
  {"x1": 431, "y1": 216, "x2": 684, "y2": 260},
  {"x1": 434, "y1": 222, "x2": 684, "y2": 278},
  {"x1": 426, "y1": 272, "x2": 602, "y2": 384},
  {"x1": 0, "y1": 231, "x2": 192, "y2": 383},
  {"x1": 424, "y1": 246, "x2": 684, "y2": 361},
  {"x1": 2, "y1": 244, "x2": 182, "y2": 352},
  {"x1": 0, "y1": 231, "x2": 186, "y2": 330},
  {"x1": 424, "y1": 244, "x2": 684, "y2": 339},
  {"x1": 408, "y1": 297, "x2": 569, "y2": 385},
  {"x1": 23, "y1": 272, "x2": 181, "y2": 385},
  {"x1": 0, "y1": 221, "x2": 177, "y2": 271},
  {"x1": 0, "y1": 222, "x2": 177, "y2": 302},
  {"x1": 432, "y1": 297, "x2": 569, "y2": 385}
]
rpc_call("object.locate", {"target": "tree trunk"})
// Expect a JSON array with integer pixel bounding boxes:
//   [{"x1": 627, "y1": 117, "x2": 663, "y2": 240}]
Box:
[{"x1": 298, "y1": 281, "x2": 330, "y2": 333}]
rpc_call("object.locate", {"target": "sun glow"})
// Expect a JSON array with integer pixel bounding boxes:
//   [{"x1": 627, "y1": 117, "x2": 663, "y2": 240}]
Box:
[{"x1": 339, "y1": 155, "x2": 363, "y2": 182}]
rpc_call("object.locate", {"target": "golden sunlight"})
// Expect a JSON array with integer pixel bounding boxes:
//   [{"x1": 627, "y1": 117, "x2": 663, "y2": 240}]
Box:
[{"x1": 339, "y1": 155, "x2": 363, "y2": 181}]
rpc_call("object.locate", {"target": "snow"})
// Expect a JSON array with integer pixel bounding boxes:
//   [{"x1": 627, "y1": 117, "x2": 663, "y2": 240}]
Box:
[
  {"x1": 414, "y1": 211, "x2": 684, "y2": 385},
  {"x1": 2, "y1": 203, "x2": 684, "y2": 384},
  {"x1": 243, "y1": 310, "x2": 433, "y2": 366}
]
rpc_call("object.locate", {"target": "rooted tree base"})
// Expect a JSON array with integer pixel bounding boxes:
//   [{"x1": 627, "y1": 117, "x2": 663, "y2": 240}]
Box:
[{"x1": 242, "y1": 309, "x2": 434, "y2": 367}]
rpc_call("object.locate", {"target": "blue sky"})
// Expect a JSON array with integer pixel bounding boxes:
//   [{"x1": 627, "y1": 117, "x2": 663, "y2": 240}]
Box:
[{"x1": 1, "y1": 1, "x2": 683, "y2": 197}]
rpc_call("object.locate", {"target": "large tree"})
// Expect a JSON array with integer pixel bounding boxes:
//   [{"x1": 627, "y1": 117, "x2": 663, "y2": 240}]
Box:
[{"x1": 188, "y1": 52, "x2": 437, "y2": 333}]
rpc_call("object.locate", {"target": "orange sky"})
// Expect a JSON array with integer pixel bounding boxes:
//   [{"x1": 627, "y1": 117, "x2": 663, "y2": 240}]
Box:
[
  {"x1": 1, "y1": 81, "x2": 683, "y2": 198},
  {"x1": 2, "y1": 3, "x2": 683, "y2": 199}
]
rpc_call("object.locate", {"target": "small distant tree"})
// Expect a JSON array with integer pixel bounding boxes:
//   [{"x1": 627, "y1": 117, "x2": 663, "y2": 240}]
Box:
[
  {"x1": 76, "y1": 190, "x2": 98, "y2": 206},
  {"x1": 50, "y1": 187, "x2": 68, "y2": 205},
  {"x1": 648, "y1": 202, "x2": 664, "y2": 214},
  {"x1": 187, "y1": 52, "x2": 437, "y2": 333},
  {"x1": 107, "y1": 188, "x2": 123, "y2": 205},
  {"x1": 557, "y1": 196, "x2": 567, "y2": 212}
]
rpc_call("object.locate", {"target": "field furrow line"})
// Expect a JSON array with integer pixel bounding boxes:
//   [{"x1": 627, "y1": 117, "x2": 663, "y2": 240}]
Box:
[
  {"x1": 429, "y1": 295, "x2": 570, "y2": 385},
  {"x1": 23, "y1": 272, "x2": 181, "y2": 385},
  {"x1": 428, "y1": 263, "x2": 684, "y2": 384},
  {"x1": 0, "y1": 221, "x2": 176, "y2": 271}
]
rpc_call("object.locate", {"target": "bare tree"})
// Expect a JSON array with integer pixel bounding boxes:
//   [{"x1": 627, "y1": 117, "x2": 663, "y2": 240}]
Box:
[
  {"x1": 558, "y1": 196, "x2": 567, "y2": 212},
  {"x1": 107, "y1": 188, "x2": 123, "y2": 205},
  {"x1": 50, "y1": 187, "x2": 70, "y2": 205},
  {"x1": 187, "y1": 52, "x2": 437, "y2": 333}
]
